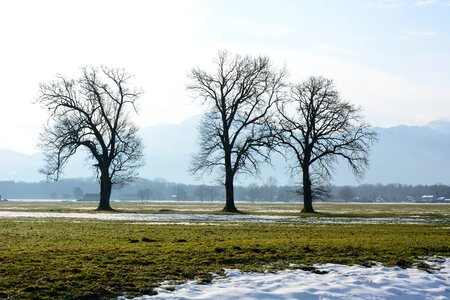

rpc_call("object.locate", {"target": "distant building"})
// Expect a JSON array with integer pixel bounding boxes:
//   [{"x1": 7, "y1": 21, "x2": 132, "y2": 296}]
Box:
[
  {"x1": 420, "y1": 195, "x2": 434, "y2": 203},
  {"x1": 375, "y1": 196, "x2": 385, "y2": 203},
  {"x1": 434, "y1": 196, "x2": 446, "y2": 203}
]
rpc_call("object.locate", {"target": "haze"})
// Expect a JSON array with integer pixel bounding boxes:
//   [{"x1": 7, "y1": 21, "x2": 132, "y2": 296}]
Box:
[{"x1": 1, "y1": 0, "x2": 449, "y2": 154}]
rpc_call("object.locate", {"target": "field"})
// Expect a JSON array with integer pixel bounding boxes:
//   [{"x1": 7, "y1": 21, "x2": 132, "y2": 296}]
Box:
[{"x1": 0, "y1": 201, "x2": 449, "y2": 299}]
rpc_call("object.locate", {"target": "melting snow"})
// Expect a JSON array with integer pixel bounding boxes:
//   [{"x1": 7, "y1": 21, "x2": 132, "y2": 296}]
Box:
[
  {"x1": 121, "y1": 257, "x2": 450, "y2": 299},
  {"x1": 0, "y1": 211, "x2": 448, "y2": 225}
]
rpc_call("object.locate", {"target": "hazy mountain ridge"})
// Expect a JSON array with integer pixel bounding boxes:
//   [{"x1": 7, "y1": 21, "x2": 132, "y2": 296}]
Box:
[
  {"x1": 334, "y1": 124, "x2": 450, "y2": 185},
  {"x1": 425, "y1": 120, "x2": 450, "y2": 136},
  {"x1": 1, "y1": 117, "x2": 450, "y2": 185}
]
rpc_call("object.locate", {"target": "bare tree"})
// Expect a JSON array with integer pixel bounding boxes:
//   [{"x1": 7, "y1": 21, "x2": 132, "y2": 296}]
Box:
[
  {"x1": 143, "y1": 188, "x2": 152, "y2": 202},
  {"x1": 275, "y1": 76, "x2": 377, "y2": 213},
  {"x1": 36, "y1": 66, "x2": 144, "y2": 211},
  {"x1": 265, "y1": 176, "x2": 278, "y2": 201},
  {"x1": 194, "y1": 184, "x2": 206, "y2": 202},
  {"x1": 137, "y1": 188, "x2": 152, "y2": 203},
  {"x1": 73, "y1": 186, "x2": 84, "y2": 199},
  {"x1": 339, "y1": 185, "x2": 355, "y2": 202},
  {"x1": 188, "y1": 51, "x2": 286, "y2": 212}
]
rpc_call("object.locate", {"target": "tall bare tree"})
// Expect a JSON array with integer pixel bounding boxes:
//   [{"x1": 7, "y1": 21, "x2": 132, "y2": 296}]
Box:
[
  {"x1": 188, "y1": 51, "x2": 286, "y2": 212},
  {"x1": 275, "y1": 76, "x2": 377, "y2": 213},
  {"x1": 36, "y1": 66, "x2": 144, "y2": 211}
]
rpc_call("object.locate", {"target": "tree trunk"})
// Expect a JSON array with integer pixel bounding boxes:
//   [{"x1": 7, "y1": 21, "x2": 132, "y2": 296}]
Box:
[
  {"x1": 301, "y1": 166, "x2": 315, "y2": 213},
  {"x1": 223, "y1": 173, "x2": 239, "y2": 212},
  {"x1": 222, "y1": 151, "x2": 239, "y2": 213},
  {"x1": 97, "y1": 171, "x2": 113, "y2": 211}
]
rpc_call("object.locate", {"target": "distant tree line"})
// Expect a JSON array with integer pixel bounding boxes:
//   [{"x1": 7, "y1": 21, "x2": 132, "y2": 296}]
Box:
[
  {"x1": 333, "y1": 184, "x2": 450, "y2": 202},
  {"x1": 1, "y1": 178, "x2": 449, "y2": 203},
  {"x1": 0, "y1": 177, "x2": 300, "y2": 202}
]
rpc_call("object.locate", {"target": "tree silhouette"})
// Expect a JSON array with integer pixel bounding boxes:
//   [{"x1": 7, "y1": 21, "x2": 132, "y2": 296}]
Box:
[
  {"x1": 275, "y1": 76, "x2": 377, "y2": 213},
  {"x1": 265, "y1": 176, "x2": 278, "y2": 201},
  {"x1": 36, "y1": 66, "x2": 144, "y2": 211},
  {"x1": 340, "y1": 185, "x2": 355, "y2": 202},
  {"x1": 188, "y1": 51, "x2": 285, "y2": 212},
  {"x1": 73, "y1": 187, "x2": 84, "y2": 199}
]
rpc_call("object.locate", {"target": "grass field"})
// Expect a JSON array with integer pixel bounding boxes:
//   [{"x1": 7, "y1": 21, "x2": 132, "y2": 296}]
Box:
[
  {"x1": 1, "y1": 200, "x2": 449, "y2": 217},
  {"x1": 0, "y1": 201, "x2": 449, "y2": 299}
]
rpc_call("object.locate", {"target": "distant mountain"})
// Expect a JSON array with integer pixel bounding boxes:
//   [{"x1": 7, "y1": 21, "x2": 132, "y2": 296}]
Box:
[
  {"x1": 0, "y1": 117, "x2": 202, "y2": 183},
  {"x1": 0, "y1": 149, "x2": 94, "y2": 182},
  {"x1": 0, "y1": 149, "x2": 42, "y2": 181},
  {"x1": 333, "y1": 124, "x2": 450, "y2": 185},
  {"x1": 138, "y1": 116, "x2": 200, "y2": 183},
  {"x1": 425, "y1": 119, "x2": 450, "y2": 136},
  {"x1": 1, "y1": 117, "x2": 450, "y2": 186}
]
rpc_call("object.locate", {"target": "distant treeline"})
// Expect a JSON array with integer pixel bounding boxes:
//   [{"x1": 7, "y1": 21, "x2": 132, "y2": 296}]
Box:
[
  {"x1": 0, "y1": 178, "x2": 299, "y2": 202},
  {"x1": 335, "y1": 183, "x2": 450, "y2": 202},
  {"x1": 0, "y1": 178, "x2": 449, "y2": 202},
  {"x1": 0, "y1": 178, "x2": 450, "y2": 202}
]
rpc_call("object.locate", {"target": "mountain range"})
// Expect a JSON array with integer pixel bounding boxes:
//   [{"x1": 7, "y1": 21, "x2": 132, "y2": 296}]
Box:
[{"x1": 1, "y1": 117, "x2": 450, "y2": 186}]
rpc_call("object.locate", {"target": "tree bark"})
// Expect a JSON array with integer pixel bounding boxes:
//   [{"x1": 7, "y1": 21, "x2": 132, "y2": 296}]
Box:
[
  {"x1": 97, "y1": 170, "x2": 113, "y2": 211},
  {"x1": 223, "y1": 173, "x2": 239, "y2": 212},
  {"x1": 223, "y1": 151, "x2": 239, "y2": 213},
  {"x1": 301, "y1": 166, "x2": 315, "y2": 213}
]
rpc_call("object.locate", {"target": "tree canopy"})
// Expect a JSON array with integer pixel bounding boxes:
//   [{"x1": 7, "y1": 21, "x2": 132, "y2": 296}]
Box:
[
  {"x1": 275, "y1": 76, "x2": 377, "y2": 212},
  {"x1": 36, "y1": 66, "x2": 144, "y2": 210},
  {"x1": 188, "y1": 51, "x2": 286, "y2": 212}
]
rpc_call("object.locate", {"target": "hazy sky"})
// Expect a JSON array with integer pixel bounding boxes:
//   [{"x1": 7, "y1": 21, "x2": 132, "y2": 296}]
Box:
[{"x1": 1, "y1": 0, "x2": 449, "y2": 154}]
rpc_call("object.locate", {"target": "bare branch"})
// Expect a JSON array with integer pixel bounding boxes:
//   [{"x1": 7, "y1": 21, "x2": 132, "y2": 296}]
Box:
[
  {"x1": 275, "y1": 76, "x2": 377, "y2": 212},
  {"x1": 36, "y1": 66, "x2": 145, "y2": 210},
  {"x1": 187, "y1": 51, "x2": 286, "y2": 211}
]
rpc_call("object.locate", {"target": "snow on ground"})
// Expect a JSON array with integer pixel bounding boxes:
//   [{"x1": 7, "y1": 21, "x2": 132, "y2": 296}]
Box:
[
  {"x1": 0, "y1": 211, "x2": 291, "y2": 223},
  {"x1": 122, "y1": 257, "x2": 450, "y2": 300},
  {"x1": 0, "y1": 211, "x2": 448, "y2": 225}
]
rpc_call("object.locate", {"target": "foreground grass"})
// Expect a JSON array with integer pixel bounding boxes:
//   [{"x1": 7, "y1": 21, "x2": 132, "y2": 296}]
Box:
[{"x1": 0, "y1": 218, "x2": 449, "y2": 299}]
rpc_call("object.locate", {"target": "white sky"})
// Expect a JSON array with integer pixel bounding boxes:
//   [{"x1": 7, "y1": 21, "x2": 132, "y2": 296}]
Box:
[{"x1": 1, "y1": 0, "x2": 449, "y2": 154}]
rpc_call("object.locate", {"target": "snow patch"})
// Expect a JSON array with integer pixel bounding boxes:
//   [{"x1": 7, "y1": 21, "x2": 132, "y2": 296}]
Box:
[
  {"x1": 0, "y1": 211, "x2": 448, "y2": 225},
  {"x1": 122, "y1": 257, "x2": 450, "y2": 299}
]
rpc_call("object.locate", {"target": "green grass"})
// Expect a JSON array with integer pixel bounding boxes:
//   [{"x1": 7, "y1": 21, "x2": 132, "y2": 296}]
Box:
[{"x1": 0, "y1": 214, "x2": 449, "y2": 299}]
